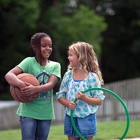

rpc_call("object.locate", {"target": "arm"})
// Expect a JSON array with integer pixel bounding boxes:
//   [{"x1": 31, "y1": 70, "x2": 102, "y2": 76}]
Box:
[
  {"x1": 76, "y1": 91, "x2": 103, "y2": 105},
  {"x1": 5, "y1": 66, "x2": 58, "y2": 95},
  {"x1": 56, "y1": 71, "x2": 76, "y2": 110},
  {"x1": 5, "y1": 66, "x2": 25, "y2": 88},
  {"x1": 77, "y1": 73, "x2": 104, "y2": 105},
  {"x1": 35, "y1": 75, "x2": 58, "y2": 92},
  {"x1": 22, "y1": 61, "x2": 60, "y2": 95},
  {"x1": 58, "y1": 98, "x2": 76, "y2": 110},
  {"x1": 22, "y1": 75, "x2": 58, "y2": 95}
]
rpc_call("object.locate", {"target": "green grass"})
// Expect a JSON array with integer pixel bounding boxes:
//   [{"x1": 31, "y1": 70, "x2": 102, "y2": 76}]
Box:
[{"x1": 0, "y1": 120, "x2": 139, "y2": 140}]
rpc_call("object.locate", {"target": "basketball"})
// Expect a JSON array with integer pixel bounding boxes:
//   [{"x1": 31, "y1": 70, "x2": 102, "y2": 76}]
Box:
[{"x1": 10, "y1": 73, "x2": 40, "y2": 103}]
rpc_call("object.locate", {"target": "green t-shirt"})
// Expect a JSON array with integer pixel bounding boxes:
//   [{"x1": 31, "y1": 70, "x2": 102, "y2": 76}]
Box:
[{"x1": 16, "y1": 57, "x2": 61, "y2": 120}]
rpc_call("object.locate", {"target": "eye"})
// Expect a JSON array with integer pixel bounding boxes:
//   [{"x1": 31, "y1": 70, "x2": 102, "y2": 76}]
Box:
[
  {"x1": 41, "y1": 44, "x2": 52, "y2": 48},
  {"x1": 49, "y1": 44, "x2": 52, "y2": 48},
  {"x1": 41, "y1": 44, "x2": 46, "y2": 47}
]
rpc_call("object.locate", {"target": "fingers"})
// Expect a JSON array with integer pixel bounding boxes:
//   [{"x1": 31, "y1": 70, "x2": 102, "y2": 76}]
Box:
[
  {"x1": 21, "y1": 91, "x2": 33, "y2": 100},
  {"x1": 69, "y1": 101, "x2": 76, "y2": 110},
  {"x1": 76, "y1": 91, "x2": 86, "y2": 101},
  {"x1": 24, "y1": 82, "x2": 31, "y2": 86},
  {"x1": 21, "y1": 85, "x2": 32, "y2": 95},
  {"x1": 76, "y1": 91, "x2": 82, "y2": 99},
  {"x1": 21, "y1": 84, "x2": 32, "y2": 91}
]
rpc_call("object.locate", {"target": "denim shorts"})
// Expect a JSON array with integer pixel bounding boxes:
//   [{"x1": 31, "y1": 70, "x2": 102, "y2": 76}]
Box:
[
  {"x1": 64, "y1": 113, "x2": 97, "y2": 138},
  {"x1": 20, "y1": 116, "x2": 51, "y2": 140}
]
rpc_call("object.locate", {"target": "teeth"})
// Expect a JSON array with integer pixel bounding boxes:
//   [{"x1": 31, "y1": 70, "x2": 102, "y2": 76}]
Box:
[{"x1": 45, "y1": 52, "x2": 50, "y2": 54}]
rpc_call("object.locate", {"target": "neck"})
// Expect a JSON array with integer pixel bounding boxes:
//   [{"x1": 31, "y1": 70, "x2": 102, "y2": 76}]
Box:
[
  {"x1": 73, "y1": 68, "x2": 88, "y2": 80},
  {"x1": 35, "y1": 57, "x2": 49, "y2": 66},
  {"x1": 74, "y1": 67, "x2": 87, "y2": 73}
]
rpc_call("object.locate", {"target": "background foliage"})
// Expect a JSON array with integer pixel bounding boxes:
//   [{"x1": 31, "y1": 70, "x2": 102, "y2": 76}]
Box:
[{"x1": 0, "y1": 0, "x2": 140, "y2": 97}]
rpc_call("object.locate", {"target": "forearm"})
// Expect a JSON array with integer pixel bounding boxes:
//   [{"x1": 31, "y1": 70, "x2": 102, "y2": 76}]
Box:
[
  {"x1": 5, "y1": 73, "x2": 25, "y2": 88},
  {"x1": 34, "y1": 75, "x2": 58, "y2": 93},
  {"x1": 35, "y1": 82, "x2": 56, "y2": 93},
  {"x1": 82, "y1": 96, "x2": 103, "y2": 105},
  {"x1": 58, "y1": 98, "x2": 70, "y2": 108}
]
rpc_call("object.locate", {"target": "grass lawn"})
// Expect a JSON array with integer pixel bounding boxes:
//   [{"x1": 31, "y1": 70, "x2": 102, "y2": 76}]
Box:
[{"x1": 0, "y1": 120, "x2": 139, "y2": 140}]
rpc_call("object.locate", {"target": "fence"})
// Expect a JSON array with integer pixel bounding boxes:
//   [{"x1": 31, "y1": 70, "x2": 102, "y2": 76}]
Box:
[
  {"x1": 102, "y1": 77, "x2": 140, "y2": 121},
  {"x1": 0, "y1": 101, "x2": 20, "y2": 130},
  {"x1": 53, "y1": 77, "x2": 140, "y2": 123},
  {"x1": 0, "y1": 77, "x2": 140, "y2": 130}
]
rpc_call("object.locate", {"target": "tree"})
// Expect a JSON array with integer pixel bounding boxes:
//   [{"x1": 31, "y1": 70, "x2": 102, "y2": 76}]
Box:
[
  {"x1": 0, "y1": 0, "x2": 40, "y2": 92},
  {"x1": 98, "y1": 0, "x2": 140, "y2": 82},
  {"x1": 67, "y1": 0, "x2": 140, "y2": 83},
  {"x1": 0, "y1": 0, "x2": 107, "y2": 96},
  {"x1": 45, "y1": 4, "x2": 107, "y2": 74}
]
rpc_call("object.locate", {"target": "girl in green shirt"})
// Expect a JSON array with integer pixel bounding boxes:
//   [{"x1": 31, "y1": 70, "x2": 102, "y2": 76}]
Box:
[{"x1": 5, "y1": 32, "x2": 61, "y2": 140}]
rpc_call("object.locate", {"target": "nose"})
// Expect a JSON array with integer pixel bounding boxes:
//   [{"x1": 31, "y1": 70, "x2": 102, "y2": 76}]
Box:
[
  {"x1": 45, "y1": 45, "x2": 49, "y2": 49},
  {"x1": 45, "y1": 46, "x2": 52, "y2": 50}
]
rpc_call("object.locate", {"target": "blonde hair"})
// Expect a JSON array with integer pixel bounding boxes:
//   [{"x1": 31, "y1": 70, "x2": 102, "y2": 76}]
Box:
[{"x1": 68, "y1": 41, "x2": 104, "y2": 85}]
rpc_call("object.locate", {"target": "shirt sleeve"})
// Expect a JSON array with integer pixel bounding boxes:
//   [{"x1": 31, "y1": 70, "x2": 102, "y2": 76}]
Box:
[
  {"x1": 89, "y1": 73, "x2": 105, "y2": 100},
  {"x1": 17, "y1": 57, "x2": 31, "y2": 72},
  {"x1": 52, "y1": 62, "x2": 61, "y2": 81},
  {"x1": 56, "y1": 72, "x2": 68, "y2": 99}
]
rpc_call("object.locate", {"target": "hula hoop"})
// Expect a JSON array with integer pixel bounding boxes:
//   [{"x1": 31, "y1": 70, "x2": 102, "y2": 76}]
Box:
[{"x1": 70, "y1": 87, "x2": 130, "y2": 140}]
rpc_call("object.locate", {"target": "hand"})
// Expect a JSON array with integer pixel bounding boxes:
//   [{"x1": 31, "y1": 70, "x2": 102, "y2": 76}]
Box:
[
  {"x1": 20, "y1": 82, "x2": 37, "y2": 96},
  {"x1": 76, "y1": 91, "x2": 86, "y2": 101},
  {"x1": 68, "y1": 101, "x2": 76, "y2": 110}
]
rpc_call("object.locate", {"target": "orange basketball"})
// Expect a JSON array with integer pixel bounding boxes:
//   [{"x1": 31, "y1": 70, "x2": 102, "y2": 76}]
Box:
[{"x1": 10, "y1": 73, "x2": 40, "y2": 103}]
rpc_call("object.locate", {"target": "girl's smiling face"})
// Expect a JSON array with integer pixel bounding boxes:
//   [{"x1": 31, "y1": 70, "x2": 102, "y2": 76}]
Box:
[
  {"x1": 40, "y1": 36, "x2": 52, "y2": 60},
  {"x1": 68, "y1": 49, "x2": 79, "y2": 68}
]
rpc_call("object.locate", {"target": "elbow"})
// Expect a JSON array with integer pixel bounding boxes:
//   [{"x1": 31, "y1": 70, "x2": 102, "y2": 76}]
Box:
[
  {"x1": 5, "y1": 73, "x2": 8, "y2": 81},
  {"x1": 50, "y1": 80, "x2": 58, "y2": 89}
]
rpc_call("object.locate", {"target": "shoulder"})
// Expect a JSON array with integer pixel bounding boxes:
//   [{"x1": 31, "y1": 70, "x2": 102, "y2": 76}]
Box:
[
  {"x1": 87, "y1": 72, "x2": 101, "y2": 88},
  {"x1": 22, "y1": 57, "x2": 35, "y2": 62},
  {"x1": 49, "y1": 60, "x2": 60, "y2": 64},
  {"x1": 18, "y1": 57, "x2": 35, "y2": 65},
  {"x1": 88, "y1": 72, "x2": 99, "y2": 82},
  {"x1": 64, "y1": 70, "x2": 72, "y2": 77},
  {"x1": 49, "y1": 60, "x2": 61, "y2": 67},
  {"x1": 62, "y1": 70, "x2": 72, "y2": 81},
  {"x1": 18, "y1": 57, "x2": 36, "y2": 72},
  {"x1": 89, "y1": 72, "x2": 98, "y2": 78}
]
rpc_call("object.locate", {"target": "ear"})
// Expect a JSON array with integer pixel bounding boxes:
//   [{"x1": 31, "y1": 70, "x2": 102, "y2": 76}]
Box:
[{"x1": 32, "y1": 45, "x2": 36, "y2": 51}]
